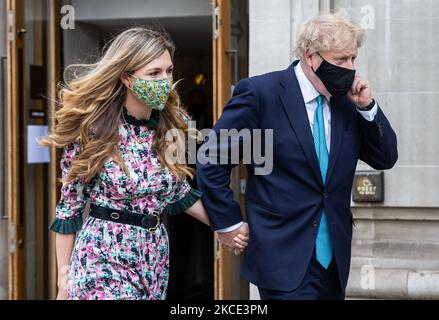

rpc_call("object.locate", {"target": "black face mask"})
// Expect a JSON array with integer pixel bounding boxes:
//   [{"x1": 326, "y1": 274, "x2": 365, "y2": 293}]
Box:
[{"x1": 312, "y1": 53, "x2": 356, "y2": 97}]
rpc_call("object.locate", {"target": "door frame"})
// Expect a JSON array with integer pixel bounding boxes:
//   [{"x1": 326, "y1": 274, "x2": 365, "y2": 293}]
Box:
[
  {"x1": 212, "y1": 0, "x2": 232, "y2": 300},
  {"x1": 47, "y1": 0, "x2": 62, "y2": 300},
  {"x1": 6, "y1": 0, "x2": 26, "y2": 300},
  {"x1": 6, "y1": 0, "x2": 60, "y2": 300},
  {"x1": 212, "y1": 0, "x2": 249, "y2": 300}
]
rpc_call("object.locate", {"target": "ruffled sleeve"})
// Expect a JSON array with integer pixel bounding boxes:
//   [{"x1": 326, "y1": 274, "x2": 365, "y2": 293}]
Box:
[
  {"x1": 49, "y1": 141, "x2": 88, "y2": 234},
  {"x1": 163, "y1": 178, "x2": 202, "y2": 215}
]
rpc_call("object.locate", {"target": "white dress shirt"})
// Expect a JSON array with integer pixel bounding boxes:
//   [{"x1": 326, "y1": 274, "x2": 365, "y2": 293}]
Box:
[{"x1": 217, "y1": 63, "x2": 378, "y2": 233}]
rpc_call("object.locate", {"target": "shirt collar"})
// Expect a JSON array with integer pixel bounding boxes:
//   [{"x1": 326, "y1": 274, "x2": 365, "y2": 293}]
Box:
[
  {"x1": 294, "y1": 61, "x2": 330, "y2": 105},
  {"x1": 122, "y1": 106, "x2": 159, "y2": 129}
]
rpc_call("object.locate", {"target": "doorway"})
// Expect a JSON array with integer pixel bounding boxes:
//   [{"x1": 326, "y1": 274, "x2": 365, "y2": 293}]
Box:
[
  {"x1": 3, "y1": 0, "x2": 249, "y2": 300},
  {"x1": 212, "y1": 0, "x2": 249, "y2": 300},
  {"x1": 3, "y1": 0, "x2": 59, "y2": 299}
]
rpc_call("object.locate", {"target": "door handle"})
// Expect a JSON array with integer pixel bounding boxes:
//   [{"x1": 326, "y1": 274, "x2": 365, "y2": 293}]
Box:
[
  {"x1": 17, "y1": 28, "x2": 27, "y2": 37},
  {"x1": 226, "y1": 49, "x2": 238, "y2": 85}
]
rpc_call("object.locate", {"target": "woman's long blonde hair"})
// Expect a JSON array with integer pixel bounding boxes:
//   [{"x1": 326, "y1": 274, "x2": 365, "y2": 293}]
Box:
[{"x1": 40, "y1": 27, "x2": 194, "y2": 184}]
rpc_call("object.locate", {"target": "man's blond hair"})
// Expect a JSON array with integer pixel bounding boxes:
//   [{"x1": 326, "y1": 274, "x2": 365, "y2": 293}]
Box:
[{"x1": 294, "y1": 13, "x2": 366, "y2": 59}]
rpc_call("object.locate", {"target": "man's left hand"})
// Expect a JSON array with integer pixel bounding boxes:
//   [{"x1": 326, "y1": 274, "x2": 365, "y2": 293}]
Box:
[
  {"x1": 347, "y1": 75, "x2": 373, "y2": 107},
  {"x1": 217, "y1": 222, "x2": 250, "y2": 255}
]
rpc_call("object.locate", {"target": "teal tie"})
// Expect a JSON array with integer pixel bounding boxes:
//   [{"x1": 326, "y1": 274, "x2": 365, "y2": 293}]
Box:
[{"x1": 314, "y1": 95, "x2": 333, "y2": 269}]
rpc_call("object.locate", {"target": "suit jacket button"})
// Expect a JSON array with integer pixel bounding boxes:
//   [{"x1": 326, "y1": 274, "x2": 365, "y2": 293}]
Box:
[
  {"x1": 323, "y1": 193, "x2": 328, "y2": 199},
  {"x1": 312, "y1": 221, "x2": 318, "y2": 228}
]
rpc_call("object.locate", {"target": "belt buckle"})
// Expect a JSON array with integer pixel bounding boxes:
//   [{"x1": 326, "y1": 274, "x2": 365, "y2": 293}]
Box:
[
  {"x1": 110, "y1": 212, "x2": 120, "y2": 220},
  {"x1": 148, "y1": 212, "x2": 160, "y2": 232}
]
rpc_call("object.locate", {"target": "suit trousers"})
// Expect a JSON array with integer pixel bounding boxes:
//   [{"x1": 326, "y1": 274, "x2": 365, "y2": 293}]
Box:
[{"x1": 258, "y1": 249, "x2": 345, "y2": 300}]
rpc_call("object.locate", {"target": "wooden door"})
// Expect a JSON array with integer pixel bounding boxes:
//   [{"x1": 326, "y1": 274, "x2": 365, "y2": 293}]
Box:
[
  {"x1": 6, "y1": 0, "x2": 60, "y2": 299},
  {"x1": 212, "y1": 0, "x2": 232, "y2": 300},
  {"x1": 6, "y1": 0, "x2": 26, "y2": 299},
  {"x1": 212, "y1": 0, "x2": 249, "y2": 300}
]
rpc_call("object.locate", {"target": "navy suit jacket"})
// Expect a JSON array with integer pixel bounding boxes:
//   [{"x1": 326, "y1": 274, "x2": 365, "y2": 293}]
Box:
[{"x1": 196, "y1": 61, "x2": 398, "y2": 292}]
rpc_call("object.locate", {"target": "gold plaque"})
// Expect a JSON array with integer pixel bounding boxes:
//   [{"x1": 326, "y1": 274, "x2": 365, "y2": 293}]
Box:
[{"x1": 352, "y1": 171, "x2": 384, "y2": 202}]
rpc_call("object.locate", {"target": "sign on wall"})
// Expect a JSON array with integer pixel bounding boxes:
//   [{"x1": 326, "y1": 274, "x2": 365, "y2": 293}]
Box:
[{"x1": 352, "y1": 171, "x2": 384, "y2": 203}]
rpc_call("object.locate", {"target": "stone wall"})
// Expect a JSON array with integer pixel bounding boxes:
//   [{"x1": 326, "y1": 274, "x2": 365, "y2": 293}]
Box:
[{"x1": 248, "y1": 0, "x2": 439, "y2": 299}]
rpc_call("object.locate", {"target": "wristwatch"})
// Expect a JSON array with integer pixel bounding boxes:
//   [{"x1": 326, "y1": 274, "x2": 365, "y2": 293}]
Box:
[{"x1": 357, "y1": 98, "x2": 376, "y2": 111}]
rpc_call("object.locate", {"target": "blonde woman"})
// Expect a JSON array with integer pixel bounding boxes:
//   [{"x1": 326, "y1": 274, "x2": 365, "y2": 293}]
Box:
[{"x1": 41, "y1": 27, "x2": 249, "y2": 300}]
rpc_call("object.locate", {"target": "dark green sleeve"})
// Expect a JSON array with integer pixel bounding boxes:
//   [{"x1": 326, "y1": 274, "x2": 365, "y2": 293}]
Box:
[{"x1": 163, "y1": 187, "x2": 202, "y2": 215}]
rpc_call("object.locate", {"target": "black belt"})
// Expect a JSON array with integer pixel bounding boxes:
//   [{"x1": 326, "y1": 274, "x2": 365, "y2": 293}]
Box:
[{"x1": 89, "y1": 204, "x2": 162, "y2": 232}]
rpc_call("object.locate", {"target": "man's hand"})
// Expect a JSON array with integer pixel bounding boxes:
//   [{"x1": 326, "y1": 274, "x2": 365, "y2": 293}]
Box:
[
  {"x1": 347, "y1": 75, "x2": 373, "y2": 107},
  {"x1": 217, "y1": 222, "x2": 250, "y2": 255}
]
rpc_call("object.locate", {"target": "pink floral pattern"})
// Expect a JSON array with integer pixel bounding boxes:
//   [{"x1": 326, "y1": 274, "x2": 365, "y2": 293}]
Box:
[{"x1": 50, "y1": 108, "x2": 201, "y2": 300}]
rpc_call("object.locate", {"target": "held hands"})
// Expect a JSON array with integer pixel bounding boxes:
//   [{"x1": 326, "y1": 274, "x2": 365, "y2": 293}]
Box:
[
  {"x1": 217, "y1": 222, "x2": 250, "y2": 256},
  {"x1": 347, "y1": 75, "x2": 373, "y2": 108}
]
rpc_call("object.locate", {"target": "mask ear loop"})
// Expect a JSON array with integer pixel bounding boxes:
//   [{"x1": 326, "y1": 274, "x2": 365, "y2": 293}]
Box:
[
  {"x1": 316, "y1": 52, "x2": 325, "y2": 60},
  {"x1": 311, "y1": 52, "x2": 328, "y2": 74},
  {"x1": 311, "y1": 52, "x2": 321, "y2": 73}
]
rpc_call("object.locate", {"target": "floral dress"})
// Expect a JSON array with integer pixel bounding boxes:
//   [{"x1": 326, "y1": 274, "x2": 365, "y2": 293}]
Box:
[{"x1": 49, "y1": 107, "x2": 202, "y2": 300}]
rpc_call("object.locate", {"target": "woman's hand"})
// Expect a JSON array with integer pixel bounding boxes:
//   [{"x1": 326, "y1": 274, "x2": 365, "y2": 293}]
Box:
[
  {"x1": 56, "y1": 288, "x2": 68, "y2": 300},
  {"x1": 233, "y1": 222, "x2": 250, "y2": 255},
  {"x1": 54, "y1": 233, "x2": 75, "y2": 300}
]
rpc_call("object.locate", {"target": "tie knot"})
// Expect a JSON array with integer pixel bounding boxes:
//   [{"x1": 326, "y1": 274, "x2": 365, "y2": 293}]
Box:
[{"x1": 316, "y1": 95, "x2": 324, "y2": 107}]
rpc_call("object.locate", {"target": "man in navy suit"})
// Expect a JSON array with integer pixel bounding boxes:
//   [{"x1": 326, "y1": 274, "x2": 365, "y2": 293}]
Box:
[{"x1": 196, "y1": 14, "x2": 398, "y2": 299}]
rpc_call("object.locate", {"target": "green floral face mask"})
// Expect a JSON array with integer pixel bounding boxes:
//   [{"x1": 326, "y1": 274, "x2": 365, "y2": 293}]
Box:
[{"x1": 128, "y1": 74, "x2": 173, "y2": 111}]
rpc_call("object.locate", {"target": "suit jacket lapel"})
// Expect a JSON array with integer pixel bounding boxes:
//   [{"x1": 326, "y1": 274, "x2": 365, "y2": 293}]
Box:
[
  {"x1": 279, "y1": 61, "x2": 324, "y2": 187},
  {"x1": 326, "y1": 97, "x2": 345, "y2": 184}
]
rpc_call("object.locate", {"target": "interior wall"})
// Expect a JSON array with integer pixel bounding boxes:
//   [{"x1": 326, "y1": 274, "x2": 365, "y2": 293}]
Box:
[
  {"x1": 69, "y1": 0, "x2": 211, "y2": 21},
  {"x1": 174, "y1": 55, "x2": 213, "y2": 127},
  {"x1": 24, "y1": 0, "x2": 37, "y2": 300},
  {"x1": 62, "y1": 22, "x2": 103, "y2": 69}
]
